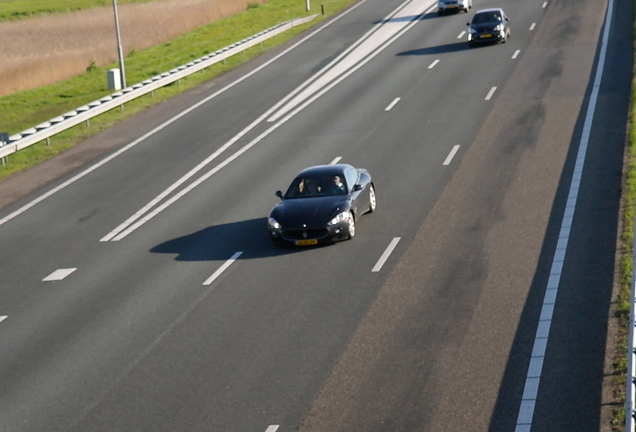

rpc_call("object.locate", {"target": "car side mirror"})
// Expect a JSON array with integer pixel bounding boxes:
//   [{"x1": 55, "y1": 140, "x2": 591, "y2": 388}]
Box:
[
  {"x1": 353, "y1": 184, "x2": 363, "y2": 192},
  {"x1": 275, "y1": 190, "x2": 283, "y2": 199}
]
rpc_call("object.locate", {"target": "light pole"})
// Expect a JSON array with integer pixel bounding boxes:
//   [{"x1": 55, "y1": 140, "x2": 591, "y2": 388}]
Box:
[{"x1": 112, "y1": 0, "x2": 127, "y2": 89}]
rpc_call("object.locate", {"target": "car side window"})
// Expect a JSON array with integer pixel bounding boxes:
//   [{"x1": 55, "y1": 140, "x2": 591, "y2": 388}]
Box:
[{"x1": 344, "y1": 168, "x2": 358, "y2": 191}]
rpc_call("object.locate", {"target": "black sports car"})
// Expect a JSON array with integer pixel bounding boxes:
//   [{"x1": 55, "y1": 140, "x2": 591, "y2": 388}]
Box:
[{"x1": 268, "y1": 164, "x2": 376, "y2": 246}]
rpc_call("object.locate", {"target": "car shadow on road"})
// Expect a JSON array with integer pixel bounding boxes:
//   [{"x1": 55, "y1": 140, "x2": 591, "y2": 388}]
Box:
[
  {"x1": 150, "y1": 217, "x2": 317, "y2": 261},
  {"x1": 397, "y1": 41, "x2": 470, "y2": 56}
]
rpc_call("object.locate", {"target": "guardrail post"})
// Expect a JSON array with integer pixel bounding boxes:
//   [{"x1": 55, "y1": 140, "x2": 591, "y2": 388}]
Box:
[{"x1": 0, "y1": 132, "x2": 9, "y2": 165}]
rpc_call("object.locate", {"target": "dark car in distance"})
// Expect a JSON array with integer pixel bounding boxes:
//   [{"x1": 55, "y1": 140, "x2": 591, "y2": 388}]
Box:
[
  {"x1": 467, "y1": 8, "x2": 511, "y2": 47},
  {"x1": 268, "y1": 164, "x2": 376, "y2": 246}
]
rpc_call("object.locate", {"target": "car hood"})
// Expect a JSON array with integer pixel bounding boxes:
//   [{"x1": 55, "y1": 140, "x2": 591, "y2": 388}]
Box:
[{"x1": 271, "y1": 196, "x2": 349, "y2": 228}]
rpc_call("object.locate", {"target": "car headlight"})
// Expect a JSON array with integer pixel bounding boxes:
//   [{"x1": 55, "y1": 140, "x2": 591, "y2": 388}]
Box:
[
  {"x1": 268, "y1": 217, "x2": 281, "y2": 230},
  {"x1": 328, "y1": 211, "x2": 349, "y2": 226},
  {"x1": 495, "y1": 24, "x2": 504, "y2": 32},
  {"x1": 468, "y1": 27, "x2": 477, "y2": 34}
]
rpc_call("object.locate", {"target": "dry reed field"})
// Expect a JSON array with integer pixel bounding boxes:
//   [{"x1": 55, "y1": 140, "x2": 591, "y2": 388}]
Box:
[{"x1": 0, "y1": 0, "x2": 264, "y2": 96}]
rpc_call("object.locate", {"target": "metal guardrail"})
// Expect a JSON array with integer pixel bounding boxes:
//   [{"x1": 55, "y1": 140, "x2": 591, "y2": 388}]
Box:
[
  {"x1": 628, "y1": 235, "x2": 636, "y2": 432},
  {"x1": 0, "y1": 15, "x2": 317, "y2": 160}
]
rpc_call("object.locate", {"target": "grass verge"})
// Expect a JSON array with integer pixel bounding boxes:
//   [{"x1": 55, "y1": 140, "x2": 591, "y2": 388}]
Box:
[
  {"x1": 610, "y1": 9, "x2": 636, "y2": 430},
  {"x1": 0, "y1": 0, "x2": 358, "y2": 180}
]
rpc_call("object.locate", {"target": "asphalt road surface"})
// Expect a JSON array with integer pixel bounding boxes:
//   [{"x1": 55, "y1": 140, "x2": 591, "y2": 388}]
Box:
[{"x1": 0, "y1": 0, "x2": 631, "y2": 430}]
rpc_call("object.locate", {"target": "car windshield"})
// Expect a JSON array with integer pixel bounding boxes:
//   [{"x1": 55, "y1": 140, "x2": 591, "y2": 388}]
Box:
[
  {"x1": 472, "y1": 11, "x2": 501, "y2": 24},
  {"x1": 284, "y1": 175, "x2": 348, "y2": 199}
]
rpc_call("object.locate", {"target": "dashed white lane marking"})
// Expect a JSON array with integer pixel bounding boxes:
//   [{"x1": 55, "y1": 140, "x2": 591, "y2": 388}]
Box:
[
  {"x1": 0, "y1": 316, "x2": 7, "y2": 323},
  {"x1": 542, "y1": 1, "x2": 548, "y2": 8},
  {"x1": 485, "y1": 86, "x2": 497, "y2": 101},
  {"x1": 265, "y1": 426, "x2": 279, "y2": 432},
  {"x1": 514, "y1": 0, "x2": 613, "y2": 428},
  {"x1": 203, "y1": 252, "x2": 243, "y2": 286},
  {"x1": 43, "y1": 268, "x2": 77, "y2": 282},
  {"x1": 385, "y1": 97, "x2": 401, "y2": 111},
  {"x1": 443, "y1": 145, "x2": 460, "y2": 166},
  {"x1": 529, "y1": 22, "x2": 537, "y2": 31},
  {"x1": 330, "y1": 156, "x2": 343, "y2": 165},
  {"x1": 372, "y1": 237, "x2": 401, "y2": 272},
  {"x1": 428, "y1": 59, "x2": 440, "y2": 69},
  {"x1": 512, "y1": 49, "x2": 521, "y2": 59},
  {"x1": 457, "y1": 30, "x2": 466, "y2": 39}
]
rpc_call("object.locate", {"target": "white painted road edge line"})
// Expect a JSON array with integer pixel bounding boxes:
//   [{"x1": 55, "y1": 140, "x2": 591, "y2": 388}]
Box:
[
  {"x1": 372, "y1": 237, "x2": 401, "y2": 272},
  {"x1": 385, "y1": 97, "x2": 401, "y2": 111},
  {"x1": 0, "y1": 316, "x2": 7, "y2": 323},
  {"x1": 514, "y1": 0, "x2": 613, "y2": 429},
  {"x1": 203, "y1": 252, "x2": 243, "y2": 286},
  {"x1": 443, "y1": 145, "x2": 460, "y2": 166},
  {"x1": 485, "y1": 86, "x2": 497, "y2": 101},
  {"x1": 43, "y1": 268, "x2": 77, "y2": 282}
]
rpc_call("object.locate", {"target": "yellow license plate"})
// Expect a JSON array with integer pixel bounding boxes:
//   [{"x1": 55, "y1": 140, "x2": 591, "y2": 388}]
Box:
[
  {"x1": 448, "y1": 5, "x2": 457, "y2": 7},
  {"x1": 296, "y1": 239, "x2": 318, "y2": 246},
  {"x1": 480, "y1": 34, "x2": 492, "y2": 38}
]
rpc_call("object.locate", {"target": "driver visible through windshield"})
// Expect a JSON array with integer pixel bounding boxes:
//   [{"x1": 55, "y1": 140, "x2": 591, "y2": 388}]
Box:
[{"x1": 285, "y1": 175, "x2": 348, "y2": 198}]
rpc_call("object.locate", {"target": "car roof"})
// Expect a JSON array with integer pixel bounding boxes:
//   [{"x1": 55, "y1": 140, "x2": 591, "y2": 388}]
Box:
[
  {"x1": 295, "y1": 164, "x2": 354, "y2": 177},
  {"x1": 474, "y1": 7, "x2": 505, "y2": 14}
]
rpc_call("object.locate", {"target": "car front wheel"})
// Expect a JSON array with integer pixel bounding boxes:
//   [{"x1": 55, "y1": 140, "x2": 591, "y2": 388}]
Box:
[
  {"x1": 368, "y1": 185, "x2": 376, "y2": 213},
  {"x1": 347, "y1": 212, "x2": 356, "y2": 239}
]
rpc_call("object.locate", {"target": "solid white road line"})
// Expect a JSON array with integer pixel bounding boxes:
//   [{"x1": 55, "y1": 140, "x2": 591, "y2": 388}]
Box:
[
  {"x1": 203, "y1": 252, "x2": 243, "y2": 286},
  {"x1": 428, "y1": 59, "x2": 440, "y2": 69},
  {"x1": 485, "y1": 86, "x2": 497, "y2": 101},
  {"x1": 43, "y1": 268, "x2": 77, "y2": 282},
  {"x1": 385, "y1": 97, "x2": 401, "y2": 111},
  {"x1": 443, "y1": 145, "x2": 460, "y2": 166},
  {"x1": 372, "y1": 237, "x2": 401, "y2": 272},
  {"x1": 514, "y1": 0, "x2": 614, "y2": 429}
]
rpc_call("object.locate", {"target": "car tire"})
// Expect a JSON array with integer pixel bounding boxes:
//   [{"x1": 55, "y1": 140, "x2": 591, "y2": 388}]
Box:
[
  {"x1": 368, "y1": 185, "x2": 376, "y2": 213},
  {"x1": 347, "y1": 212, "x2": 356, "y2": 239}
]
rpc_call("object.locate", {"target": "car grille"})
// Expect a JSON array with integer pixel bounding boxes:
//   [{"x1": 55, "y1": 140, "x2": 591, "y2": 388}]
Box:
[{"x1": 283, "y1": 229, "x2": 329, "y2": 240}]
